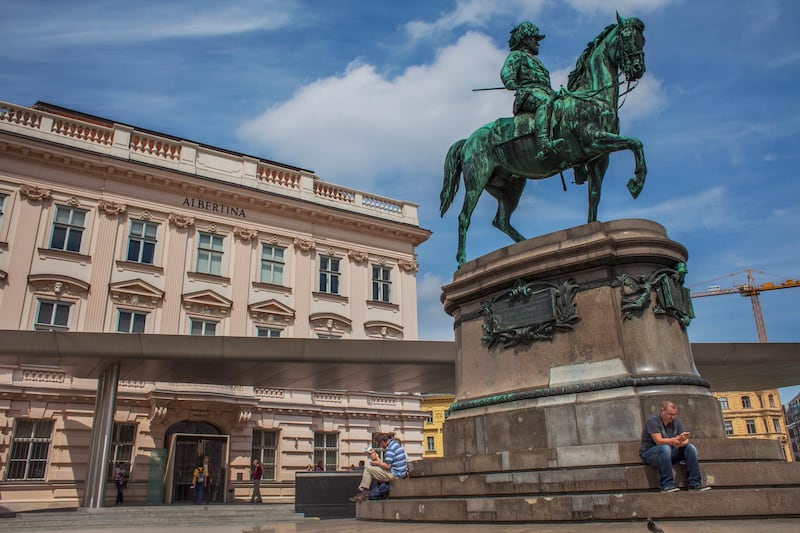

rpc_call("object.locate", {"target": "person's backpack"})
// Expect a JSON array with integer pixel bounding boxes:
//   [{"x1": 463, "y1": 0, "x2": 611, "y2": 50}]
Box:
[{"x1": 368, "y1": 481, "x2": 390, "y2": 500}]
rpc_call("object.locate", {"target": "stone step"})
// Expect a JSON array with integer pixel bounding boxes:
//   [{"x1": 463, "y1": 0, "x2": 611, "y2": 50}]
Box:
[
  {"x1": 1, "y1": 504, "x2": 309, "y2": 531},
  {"x1": 357, "y1": 486, "x2": 800, "y2": 522},
  {"x1": 409, "y1": 438, "x2": 786, "y2": 477},
  {"x1": 391, "y1": 461, "x2": 800, "y2": 498}
]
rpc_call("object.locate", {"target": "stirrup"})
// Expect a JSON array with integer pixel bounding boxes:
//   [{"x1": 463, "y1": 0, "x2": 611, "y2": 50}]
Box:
[{"x1": 535, "y1": 138, "x2": 565, "y2": 160}]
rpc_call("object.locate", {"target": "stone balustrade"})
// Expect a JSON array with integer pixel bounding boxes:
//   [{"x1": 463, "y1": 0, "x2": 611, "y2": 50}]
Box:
[{"x1": 0, "y1": 100, "x2": 419, "y2": 225}]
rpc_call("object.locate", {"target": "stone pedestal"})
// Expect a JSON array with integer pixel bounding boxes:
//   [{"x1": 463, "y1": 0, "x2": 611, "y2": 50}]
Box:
[
  {"x1": 356, "y1": 220, "x2": 800, "y2": 523},
  {"x1": 441, "y1": 219, "x2": 722, "y2": 456}
]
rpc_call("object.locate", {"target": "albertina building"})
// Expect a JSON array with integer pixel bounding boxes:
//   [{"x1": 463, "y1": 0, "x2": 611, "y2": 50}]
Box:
[{"x1": 0, "y1": 100, "x2": 432, "y2": 508}]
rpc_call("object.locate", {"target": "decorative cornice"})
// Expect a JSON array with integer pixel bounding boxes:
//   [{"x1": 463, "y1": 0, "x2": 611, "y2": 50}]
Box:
[
  {"x1": 364, "y1": 321, "x2": 404, "y2": 339},
  {"x1": 19, "y1": 184, "x2": 51, "y2": 203},
  {"x1": 98, "y1": 199, "x2": 127, "y2": 217},
  {"x1": 448, "y1": 374, "x2": 711, "y2": 413},
  {"x1": 168, "y1": 212, "x2": 194, "y2": 229},
  {"x1": 21, "y1": 369, "x2": 66, "y2": 383}
]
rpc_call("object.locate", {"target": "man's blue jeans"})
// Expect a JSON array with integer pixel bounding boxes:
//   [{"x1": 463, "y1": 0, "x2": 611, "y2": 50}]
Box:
[{"x1": 641, "y1": 444, "x2": 702, "y2": 488}]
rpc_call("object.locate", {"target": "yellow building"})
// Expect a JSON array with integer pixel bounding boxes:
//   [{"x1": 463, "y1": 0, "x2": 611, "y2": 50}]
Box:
[
  {"x1": 712, "y1": 389, "x2": 792, "y2": 461},
  {"x1": 420, "y1": 394, "x2": 454, "y2": 458}
]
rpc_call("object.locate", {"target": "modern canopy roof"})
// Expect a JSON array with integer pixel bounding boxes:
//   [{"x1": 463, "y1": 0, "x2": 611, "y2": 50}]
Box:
[{"x1": 0, "y1": 331, "x2": 796, "y2": 394}]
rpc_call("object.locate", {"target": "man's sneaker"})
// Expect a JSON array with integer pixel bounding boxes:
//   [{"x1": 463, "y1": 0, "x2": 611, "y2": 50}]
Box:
[
  {"x1": 349, "y1": 490, "x2": 368, "y2": 502},
  {"x1": 689, "y1": 485, "x2": 712, "y2": 492},
  {"x1": 661, "y1": 486, "x2": 680, "y2": 493}
]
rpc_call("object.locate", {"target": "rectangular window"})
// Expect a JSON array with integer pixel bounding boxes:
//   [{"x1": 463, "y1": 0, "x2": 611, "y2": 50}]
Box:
[
  {"x1": 107, "y1": 423, "x2": 136, "y2": 479},
  {"x1": 260, "y1": 245, "x2": 285, "y2": 285},
  {"x1": 718, "y1": 397, "x2": 729, "y2": 410},
  {"x1": 773, "y1": 418, "x2": 782, "y2": 433},
  {"x1": 7, "y1": 419, "x2": 54, "y2": 480},
  {"x1": 252, "y1": 430, "x2": 278, "y2": 481},
  {"x1": 190, "y1": 318, "x2": 217, "y2": 336},
  {"x1": 313, "y1": 432, "x2": 338, "y2": 471},
  {"x1": 0, "y1": 193, "x2": 7, "y2": 232},
  {"x1": 126, "y1": 220, "x2": 158, "y2": 264},
  {"x1": 745, "y1": 419, "x2": 757, "y2": 434},
  {"x1": 196, "y1": 232, "x2": 224, "y2": 275},
  {"x1": 117, "y1": 310, "x2": 147, "y2": 333},
  {"x1": 50, "y1": 205, "x2": 86, "y2": 252},
  {"x1": 741, "y1": 396, "x2": 752, "y2": 409},
  {"x1": 371, "y1": 265, "x2": 392, "y2": 302},
  {"x1": 425, "y1": 414, "x2": 434, "y2": 424},
  {"x1": 723, "y1": 421, "x2": 733, "y2": 435},
  {"x1": 426, "y1": 436, "x2": 435, "y2": 451},
  {"x1": 256, "y1": 327, "x2": 281, "y2": 338},
  {"x1": 769, "y1": 394, "x2": 776, "y2": 408},
  {"x1": 318, "y1": 256, "x2": 340, "y2": 294},
  {"x1": 34, "y1": 300, "x2": 71, "y2": 331}
]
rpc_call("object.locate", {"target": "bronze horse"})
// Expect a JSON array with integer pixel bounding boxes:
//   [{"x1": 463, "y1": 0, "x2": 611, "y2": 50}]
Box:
[{"x1": 441, "y1": 14, "x2": 647, "y2": 265}]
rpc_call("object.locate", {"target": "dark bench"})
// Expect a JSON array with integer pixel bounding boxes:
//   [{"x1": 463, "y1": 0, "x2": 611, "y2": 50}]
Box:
[{"x1": 294, "y1": 471, "x2": 362, "y2": 519}]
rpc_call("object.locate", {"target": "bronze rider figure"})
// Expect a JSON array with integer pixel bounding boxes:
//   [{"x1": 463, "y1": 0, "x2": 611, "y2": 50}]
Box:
[{"x1": 500, "y1": 21, "x2": 565, "y2": 160}]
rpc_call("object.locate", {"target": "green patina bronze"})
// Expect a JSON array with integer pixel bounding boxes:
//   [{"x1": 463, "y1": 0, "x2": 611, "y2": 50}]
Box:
[
  {"x1": 441, "y1": 13, "x2": 647, "y2": 265},
  {"x1": 615, "y1": 261, "x2": 695, "y2": 327},
  {"x1": 480, "y1": 278, "x2": 579, "y2": 348}
]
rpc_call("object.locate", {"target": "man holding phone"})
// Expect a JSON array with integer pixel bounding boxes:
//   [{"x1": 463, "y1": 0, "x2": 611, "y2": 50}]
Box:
[{"x1": 640, "y1": 399, "x2": 712, "y2": 492}]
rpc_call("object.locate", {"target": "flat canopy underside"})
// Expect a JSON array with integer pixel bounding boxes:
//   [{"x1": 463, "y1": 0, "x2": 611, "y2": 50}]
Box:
[{"x1": 0, "y1": 331, "x2": 796, "y2": 393}]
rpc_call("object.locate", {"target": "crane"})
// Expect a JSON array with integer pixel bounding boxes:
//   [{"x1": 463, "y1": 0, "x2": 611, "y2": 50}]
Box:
[{"x1": 691, "y1": 269, "x2": 800, "y2": 342}]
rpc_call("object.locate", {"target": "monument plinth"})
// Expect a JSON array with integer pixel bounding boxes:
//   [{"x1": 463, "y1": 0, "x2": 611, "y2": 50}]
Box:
[
  {"x1": 441, "y1": 219, "x2": 723, "y2": 456},
  {"x1": 358, "y1": 220, "x2": 800, "y2": 523}
]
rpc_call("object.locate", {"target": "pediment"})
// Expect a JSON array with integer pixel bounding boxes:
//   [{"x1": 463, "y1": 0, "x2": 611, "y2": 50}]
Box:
[
  {"x1": 28, "y1": 273, "x2": 90, "y2": 296},
  {"x1": 182, "y1": 289, "x2": 232, "y2": 317},
  {"x1": 364, "y1": 320, "x2": 404, "y2": 339},
  {"x1": 309, "y1": 312, "x2": 352, "y2": 333},
  {"x1": 248, "y1": 299, "x2": 295, "y2": 325},
  {"x1": 109, "y1": 278, "x2": 164, "y2": 308}
]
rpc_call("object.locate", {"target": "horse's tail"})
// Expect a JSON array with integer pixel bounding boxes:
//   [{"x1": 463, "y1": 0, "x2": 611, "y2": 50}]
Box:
[{"x1": 441, "y1": 139, "x2": 466, "y2": 216}]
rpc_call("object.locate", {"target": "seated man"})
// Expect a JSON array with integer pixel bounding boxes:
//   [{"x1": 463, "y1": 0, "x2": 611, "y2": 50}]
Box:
[
  {"x1": 640, "y1": 399, "x2": 711, "y2": 492},
  {"x1": 349, "y1": 433, "x2": 407, "y2": 502}
]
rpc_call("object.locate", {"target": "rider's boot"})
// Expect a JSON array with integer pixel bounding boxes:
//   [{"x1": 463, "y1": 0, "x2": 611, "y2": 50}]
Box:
[{"x1": 534, "y1": 106, "x2": 564, "y2": 160}]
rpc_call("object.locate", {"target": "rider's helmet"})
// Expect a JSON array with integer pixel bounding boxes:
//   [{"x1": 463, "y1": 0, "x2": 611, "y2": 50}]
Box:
[{"x1": 508, "y1": 21, "x2": 545, "y2": 51}]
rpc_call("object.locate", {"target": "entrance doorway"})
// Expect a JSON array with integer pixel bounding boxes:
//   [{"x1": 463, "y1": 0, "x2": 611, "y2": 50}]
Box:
[{"x1": 163, "y1": 421, "x2": 229, "y2": 504}]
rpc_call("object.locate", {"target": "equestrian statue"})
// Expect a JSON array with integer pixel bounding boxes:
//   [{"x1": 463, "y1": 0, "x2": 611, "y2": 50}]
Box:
[{"x1": 441, "y1": 13, "x2": 647, "y2": 265}]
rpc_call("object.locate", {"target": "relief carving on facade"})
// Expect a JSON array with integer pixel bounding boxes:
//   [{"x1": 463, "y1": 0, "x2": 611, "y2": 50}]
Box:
[
  {"x1": 19, "y1": 184, "x2": 52, "y2": 203},
  {"x1": 182, "y1": 290, "x2": 233, "y2": 317},
  {"x1": 66, "y1": 196, "x2": 81, "y2": 207},
  {"x1": 293, "y1": 238, "x2": 315, "y2": 253},
  {"x1": 98, "y1": 199, "x2": 127, "y2": 217},
  {"x1": 168, "y1": 212, "x2": 194, "y2": 229},
  {"x1": 233, "y1": 226, "x2": 258, "y2": 242},
  {"x1": 109, "y1": 279, "x2": 165, "y2": 309},
  {"x1": 347, "y1": 249, "x2": 370, "y2": 263},
  {"x1": 28, "y1": 274, "x2": 90, "y2": 297},
  {"x1": 365, "y1": 321, "x2": 403, "y2": 339},
  {"x1": 398, "y1": 259, "x2": 419, "y2": 273},
  {"x1": 151, "y1": 404, "x2": 169, "y2": 420}
]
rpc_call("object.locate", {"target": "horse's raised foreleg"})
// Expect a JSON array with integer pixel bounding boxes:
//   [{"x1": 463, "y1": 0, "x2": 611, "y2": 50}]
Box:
[
  {"x1": 591, "y1": 133, "x2": 647, "y2": 199},
  {"x1": 486, "y1": 175, "x2": 526, "y2": 243}
]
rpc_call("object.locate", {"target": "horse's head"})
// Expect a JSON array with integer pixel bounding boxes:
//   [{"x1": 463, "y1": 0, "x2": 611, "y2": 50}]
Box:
[{"x1": 615, "y1": 13, "x2": 646, "y2": 82}]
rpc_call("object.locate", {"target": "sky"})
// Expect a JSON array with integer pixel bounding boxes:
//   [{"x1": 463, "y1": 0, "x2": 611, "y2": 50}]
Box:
[{"x1": 2, "y1": 0, "x2": 799, "y2": 403}]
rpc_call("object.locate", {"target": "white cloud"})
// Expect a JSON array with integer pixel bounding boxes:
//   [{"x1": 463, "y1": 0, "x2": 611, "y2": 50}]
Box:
[
  {"x1": 6, "y1": 1, "x2": 295, "y2": 46},
  {"x1": 564, "y1": 0, "x2": 680, "y2": 16},
  {"x1": 607, "y1": 186, "x2": 737, "y2": 233},
  {"x1": 238, "y1": 32, "x2": 513, "y2": 191},
  {"x1": 403, "y1": 0, "x2": 545, "y2": 42}
]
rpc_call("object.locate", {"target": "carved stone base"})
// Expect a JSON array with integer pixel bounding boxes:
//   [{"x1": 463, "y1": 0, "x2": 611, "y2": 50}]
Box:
[{"x1": 440, "y1": 219, "x2": 724, "y2": 455}]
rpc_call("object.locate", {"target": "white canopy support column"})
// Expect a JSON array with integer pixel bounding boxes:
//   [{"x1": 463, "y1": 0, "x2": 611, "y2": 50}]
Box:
[{"x1": 82, "y1": 363, "x2": 120, "y2": 508}]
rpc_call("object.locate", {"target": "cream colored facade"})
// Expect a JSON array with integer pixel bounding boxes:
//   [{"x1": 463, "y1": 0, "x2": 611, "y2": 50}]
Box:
[
  {"x1": 420, "y1": 395, "x2": 454, "y2": 458},
  {"x1": 712, "y1": 389, "x2": 792, "y2": 461},
  {"x1": 0, "y1": 100, "x2": 430, "y2": 508}
]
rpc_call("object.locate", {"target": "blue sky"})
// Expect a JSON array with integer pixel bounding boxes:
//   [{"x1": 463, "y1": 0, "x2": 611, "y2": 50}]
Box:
[{"x1": 2, "y1": 1, "x2": 799, "y2": 403}]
